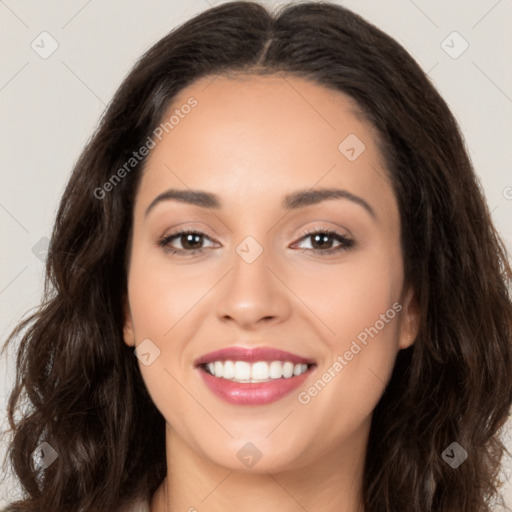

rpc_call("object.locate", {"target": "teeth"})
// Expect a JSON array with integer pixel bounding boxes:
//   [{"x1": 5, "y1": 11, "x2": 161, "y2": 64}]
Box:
[
  {"x1": 214, "y1": 361, "x2": 224, "y2": 378},
  {"x1": 269, "y1": 361, "x2": 282, "y2": 379},
  {"x1": 223, "y1": 360, "x2": 235, "y2": 379},
  {"x1": 283, "y1": 361, "x2": 294, "y2": 378},
  {"x1": 234, "y1": 361, "x2": 251, "y2": 380},
  {"x1": 204, "y1": 360, "x2": 310, "y2": 382},
  {"x1": 251, "y1": 361, "x2": 269, "y2": 380}
]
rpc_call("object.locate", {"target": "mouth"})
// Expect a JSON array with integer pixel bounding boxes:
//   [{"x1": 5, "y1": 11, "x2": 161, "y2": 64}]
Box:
[{"x1": 194, "y1": 346, "x2": 317, "y2": 405}]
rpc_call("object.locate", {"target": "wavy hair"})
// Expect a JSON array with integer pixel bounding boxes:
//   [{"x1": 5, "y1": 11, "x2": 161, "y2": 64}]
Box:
[{"x1": 2, "y1": 2, "x2": 512, "y2": 511}]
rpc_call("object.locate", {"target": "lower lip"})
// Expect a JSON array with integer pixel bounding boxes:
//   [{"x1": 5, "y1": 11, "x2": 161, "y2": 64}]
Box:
[{"x1": 197, "y1": 366, "x2": 314, "y2": 405}]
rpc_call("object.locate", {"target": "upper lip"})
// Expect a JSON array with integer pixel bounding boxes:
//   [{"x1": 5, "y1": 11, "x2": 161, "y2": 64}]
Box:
[{"x1": 194, "y1": 346, "x2": 316, "y2": 367}]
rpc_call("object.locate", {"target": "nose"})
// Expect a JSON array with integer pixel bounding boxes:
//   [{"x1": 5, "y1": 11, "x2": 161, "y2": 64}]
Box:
[{"x1": 215, "y1": 246, "x2": 291, "y2": 330}]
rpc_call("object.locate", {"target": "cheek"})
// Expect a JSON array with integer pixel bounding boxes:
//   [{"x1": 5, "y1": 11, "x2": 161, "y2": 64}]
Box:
[
  {"x1": 290, "y1": 243, "x2": 403, "y2": 349},
  {"x1": 125, "y1": 256, "x2": 199, "y2": 422},
  {"x1": 125, "y1": 247, "x2": 217, "y2": 407},
  {"x1": 127, "y1": 244, "x2": 214, "y2": 338},
  {"x1": 292, "y1": 247, "x2": 403, "y2": 427}
]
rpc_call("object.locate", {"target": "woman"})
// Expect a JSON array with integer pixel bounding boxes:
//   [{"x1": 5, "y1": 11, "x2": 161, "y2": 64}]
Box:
[{"x1": 2, "y1": 2, "x2": 511, "y2": 511}]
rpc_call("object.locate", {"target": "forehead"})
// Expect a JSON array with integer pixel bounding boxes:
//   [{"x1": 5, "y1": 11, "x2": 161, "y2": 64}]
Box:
[
  {"x1": 136, "y1": 73, "x2": 396, "y2": 223},
  {"x1": 169, "y1": 73, "x2": 371, "y2": 150}
]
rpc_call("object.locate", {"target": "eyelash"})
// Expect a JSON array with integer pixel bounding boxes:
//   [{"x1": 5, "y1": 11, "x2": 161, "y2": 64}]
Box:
[{"x1": 157, "y1": 227, "x2": 355, "y2": 257}]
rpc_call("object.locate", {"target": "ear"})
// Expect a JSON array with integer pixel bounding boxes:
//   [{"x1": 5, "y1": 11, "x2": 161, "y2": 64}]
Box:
[
  {"x1": 122, "y1": 296, "x2": 136, "y2": 347},
  {"x1": 398, "y1": 284, "x2": 420, "y2": 350}
]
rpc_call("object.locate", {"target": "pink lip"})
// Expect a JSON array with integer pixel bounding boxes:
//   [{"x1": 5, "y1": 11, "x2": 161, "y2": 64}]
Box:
[
  {"x1": 197, "y1": 365, "x2": 315, "y2": 405},
  {"x1": 194, "y1": 345, "x2": 317, "y2": 406},
  {"x1": 194, "y1": 346, "x2": 316, "y2": 366}
]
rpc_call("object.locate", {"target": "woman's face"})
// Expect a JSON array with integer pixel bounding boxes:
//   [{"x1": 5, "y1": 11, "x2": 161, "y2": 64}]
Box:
[{"x1": 123, "y1": 73, "x2": 418, "y2": 473}]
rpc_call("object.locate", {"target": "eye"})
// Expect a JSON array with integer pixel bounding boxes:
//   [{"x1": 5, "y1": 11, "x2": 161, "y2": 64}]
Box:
[
  {"x1": 292, "y1": 228, "x2": 354, "y2": 255},
  {"x1": 157, "y1": 227, "x2": 354, "y2": 257},
  {"x1": 157, "y1": 229, "x2": 217, "y2": 255}
]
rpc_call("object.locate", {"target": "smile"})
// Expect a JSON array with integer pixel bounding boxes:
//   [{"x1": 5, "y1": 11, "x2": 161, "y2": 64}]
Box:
[{"x1": 195, "y1": 346, "x2": 317, "y2": 405}]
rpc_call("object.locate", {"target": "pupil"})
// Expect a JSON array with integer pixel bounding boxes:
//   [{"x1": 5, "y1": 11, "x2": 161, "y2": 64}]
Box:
[
  {"x1": 182, "y1": 233, "x2": 202, "y2": 250},
  {"x1": 313, "y1": 233, "x2": 331, "y2": 249}
]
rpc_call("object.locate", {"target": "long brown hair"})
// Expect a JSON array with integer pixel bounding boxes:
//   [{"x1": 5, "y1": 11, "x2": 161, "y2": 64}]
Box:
[{"x1": 2, "y1": 2, "x2": 511, "y2": 511}]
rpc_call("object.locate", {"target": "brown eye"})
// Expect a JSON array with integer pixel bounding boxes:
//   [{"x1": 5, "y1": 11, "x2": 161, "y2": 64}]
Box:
[
  {"x1": 293, "y1": 230, "x2": 354, "y2": 255},
  {"x1": 178, "y1": 233, "x2": 204, "y2": 250},
  {"x1": 158, "y1": 230, "x2": 216, "y2": 255}
]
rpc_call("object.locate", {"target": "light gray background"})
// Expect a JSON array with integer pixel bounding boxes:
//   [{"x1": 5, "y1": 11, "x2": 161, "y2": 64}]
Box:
[{"x1": 1, "y1": 0, "x2": 511, "y2": 508}]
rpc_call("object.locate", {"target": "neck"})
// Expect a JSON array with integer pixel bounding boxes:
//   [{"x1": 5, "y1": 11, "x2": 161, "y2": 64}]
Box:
[{"x1": 151, "y1": 423, "x2": 368, "y2": 512}]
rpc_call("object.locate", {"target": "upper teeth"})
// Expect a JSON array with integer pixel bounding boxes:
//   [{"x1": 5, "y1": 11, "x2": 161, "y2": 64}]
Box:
[{"x1": 205, "y1": 360, "x2": 309, "y2": 382}]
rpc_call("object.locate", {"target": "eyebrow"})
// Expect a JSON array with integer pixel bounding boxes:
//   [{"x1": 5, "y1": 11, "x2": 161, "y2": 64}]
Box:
[{"x1": 144, "y1": 187, "x2": 376, "y2": 220}]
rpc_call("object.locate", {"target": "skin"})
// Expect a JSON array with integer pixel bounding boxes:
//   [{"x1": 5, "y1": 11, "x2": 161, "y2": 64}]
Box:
[{"x1": 123, "y1": 73, "x2": 419, "y2": 512}]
